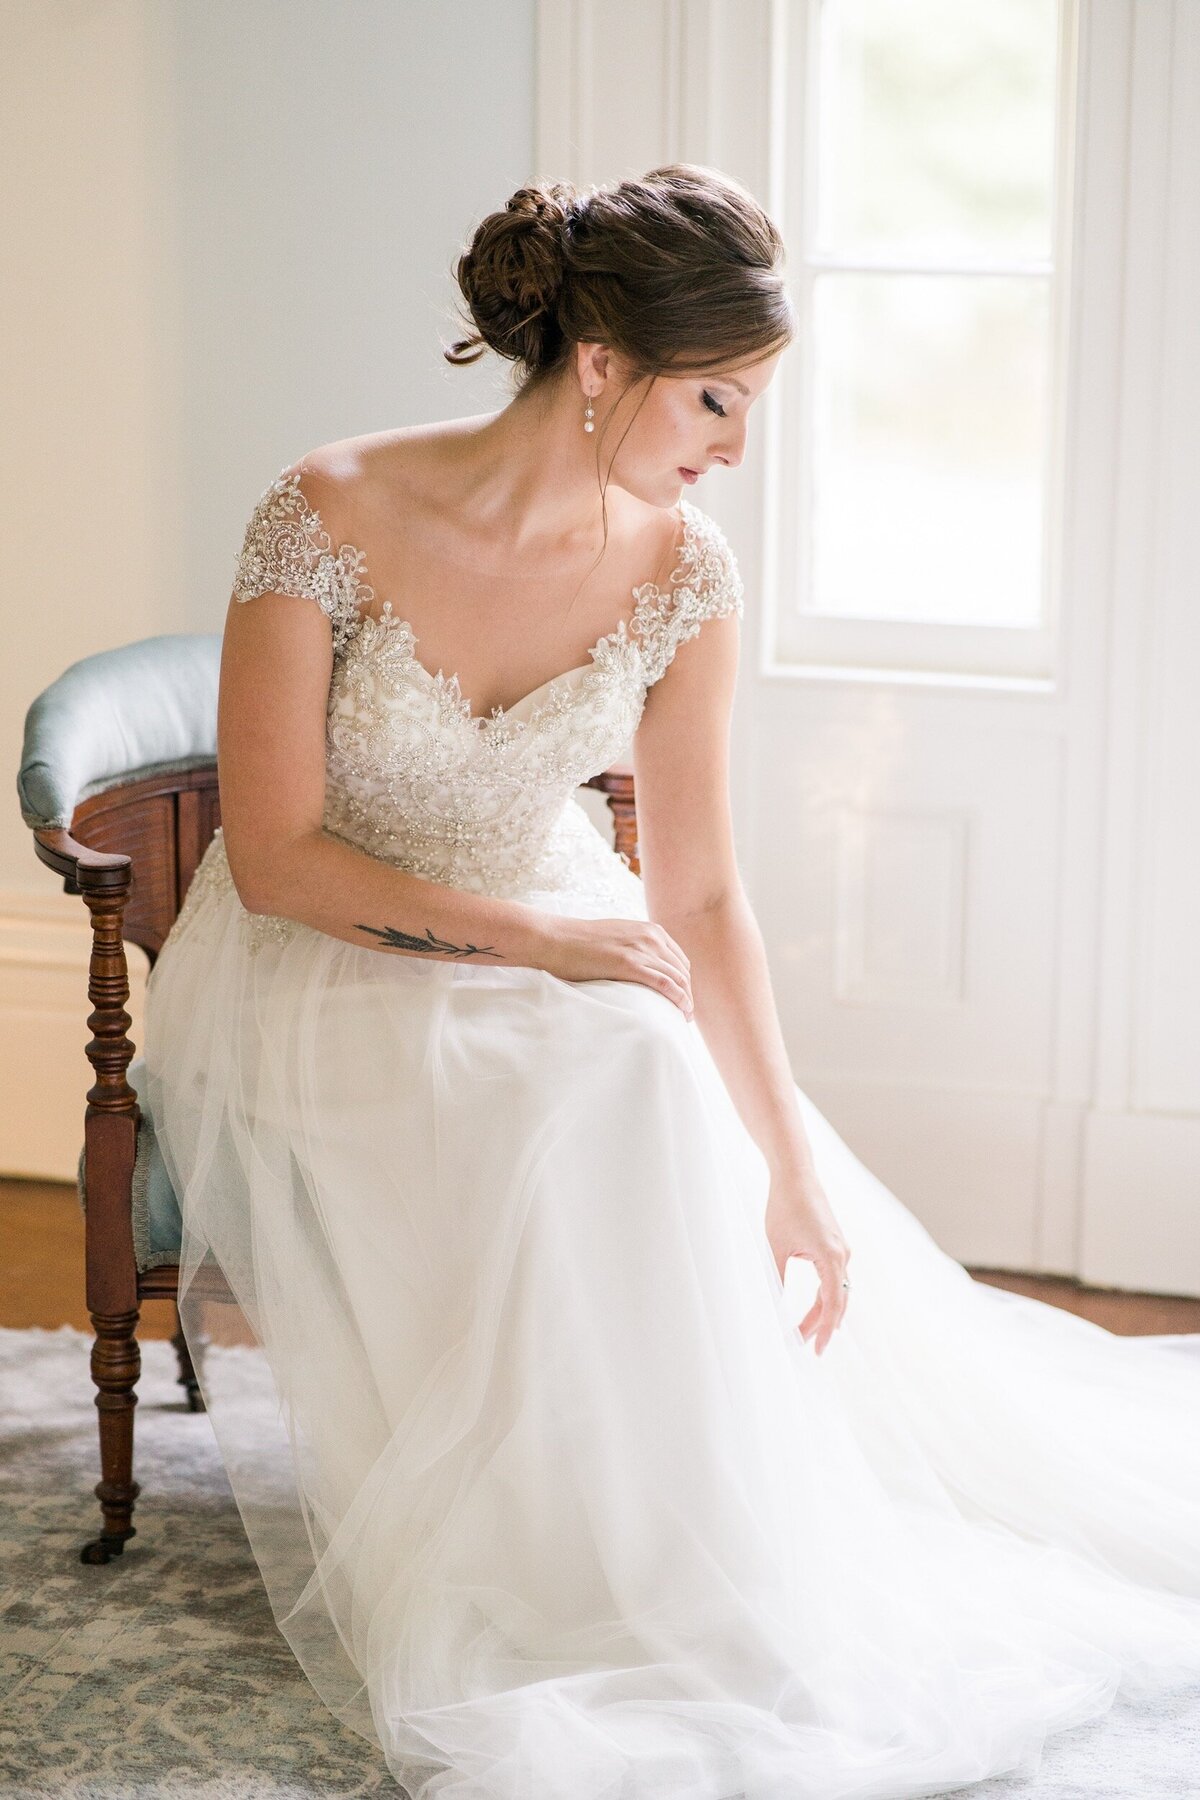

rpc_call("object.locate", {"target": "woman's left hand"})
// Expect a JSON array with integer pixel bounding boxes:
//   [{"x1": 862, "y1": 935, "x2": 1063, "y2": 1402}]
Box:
[{"x1": 764, "y1": 1167, "x2": 852, "y2": 1355}]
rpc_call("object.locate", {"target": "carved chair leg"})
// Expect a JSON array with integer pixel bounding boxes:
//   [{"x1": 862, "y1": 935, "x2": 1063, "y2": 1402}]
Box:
[
  {"x1": 171, "y1": 1302, "x2": 206, "y2": 1412},
  {"x1": 80, "y1": 1307, "x2": 141, "y2": 1565}
]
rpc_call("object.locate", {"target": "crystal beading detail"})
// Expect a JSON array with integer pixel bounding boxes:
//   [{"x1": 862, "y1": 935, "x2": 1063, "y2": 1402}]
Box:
[{"x1": 166, "y1": 465, "x2": 744, "y2": 957}]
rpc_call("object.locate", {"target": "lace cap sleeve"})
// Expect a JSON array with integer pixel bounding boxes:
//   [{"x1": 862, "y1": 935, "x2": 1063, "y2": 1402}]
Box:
[
  {"x1": 231, "y1": 467, "x2": 374, "y2": 657},
  {"x1": 634, "y1": 502, "x2": 745, "y2": 689}
]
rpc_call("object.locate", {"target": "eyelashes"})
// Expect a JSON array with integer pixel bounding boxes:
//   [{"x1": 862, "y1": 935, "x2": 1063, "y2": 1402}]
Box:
[{"x1": 701, "y1": 390, "x2": 726, "y2": 418}]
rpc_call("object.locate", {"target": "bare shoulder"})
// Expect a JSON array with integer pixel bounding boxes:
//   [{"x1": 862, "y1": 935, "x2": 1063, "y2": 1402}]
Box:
[
  {"x1": 279, "y1": 418, "x2": 684, "y2": 579},
  {"x1": 285, "y1": 420, "x2": 491, "y2": 536}
]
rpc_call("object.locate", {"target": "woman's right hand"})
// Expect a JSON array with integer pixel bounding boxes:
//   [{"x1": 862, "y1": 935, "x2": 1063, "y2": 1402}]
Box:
[{"x1": 537, "y1": 917, "x2": 694, "y2": 1020}]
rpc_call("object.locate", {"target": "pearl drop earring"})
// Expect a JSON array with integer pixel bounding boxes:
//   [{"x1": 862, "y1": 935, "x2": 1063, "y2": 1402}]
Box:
[{"x1": 583, "y1": 394, "x2": 595, "y2": 433}]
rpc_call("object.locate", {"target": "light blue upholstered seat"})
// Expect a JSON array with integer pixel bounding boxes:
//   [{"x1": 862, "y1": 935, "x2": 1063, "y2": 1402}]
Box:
[
  {"x1": 18, "y1": 634, "x2": 222, "y2": 1269},
  {"x1": 17, "y1": 633, "x2": 222, "y2": 831}
]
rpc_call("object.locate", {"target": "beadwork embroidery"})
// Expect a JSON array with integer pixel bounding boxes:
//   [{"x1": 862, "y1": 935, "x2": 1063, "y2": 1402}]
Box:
[
  {"x1": 167, "y1": 464, "x2": 745, "y2": 955},
  {"x1": 164, "y1": 828, "x2": 298, "y2": 957},
  {"x1": 232, "y1": 471, "x2": 376, "y2": 658},
  {"x1": 231, "y1": 466, "x2": 743, "y2": 713}
]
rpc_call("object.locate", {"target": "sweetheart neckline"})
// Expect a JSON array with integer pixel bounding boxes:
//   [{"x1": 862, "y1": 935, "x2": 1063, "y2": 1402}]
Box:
[
  {"x1": 365, "y1": 599, "x2": 643, "y2": 731},
  {"x1": 282, "y1": 467, "x2": 702, "y2": 730},
  {"x1": 356, "y1": 515, "x2": 698, "y2": 728}
]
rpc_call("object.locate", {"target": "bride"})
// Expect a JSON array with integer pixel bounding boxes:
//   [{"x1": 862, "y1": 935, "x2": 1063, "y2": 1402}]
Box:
[{"x1": 144, "y1": 164, "x2": 1200, "y2": 1800}]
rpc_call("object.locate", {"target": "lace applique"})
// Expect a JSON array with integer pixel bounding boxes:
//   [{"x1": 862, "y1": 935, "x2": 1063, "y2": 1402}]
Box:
[
  {"x1": 232, "y1": 469, "x2": 375, "y2": 657},
  {"x1": 230, "y1": 465, "x2": 743, "y2": 694},
  {"x1": 630, "y1": 505, "x2": 744, "y2": 689},
  {"x1": 204, "y1": 463, "x2": 747, "y2": 920},
  {"x1": 320, "y1": 617, "x2": 648, "y2": 899},
  {"x1": 165, "y1": 829, "x2": 233, "y2": 948},
  {"x1": 164, "y1": 829, "x2": 298, "y2": 958}
]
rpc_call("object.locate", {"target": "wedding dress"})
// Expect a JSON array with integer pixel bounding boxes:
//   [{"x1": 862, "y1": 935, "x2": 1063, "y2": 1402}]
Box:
[{"x1": 143, "y1": 465, "x2": 1200, "y2": 1800}]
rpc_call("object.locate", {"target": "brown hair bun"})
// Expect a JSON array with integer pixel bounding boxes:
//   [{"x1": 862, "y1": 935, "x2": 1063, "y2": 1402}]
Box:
[{"x1": 445, "y1": 163, "x2": 794, "y2": 391}]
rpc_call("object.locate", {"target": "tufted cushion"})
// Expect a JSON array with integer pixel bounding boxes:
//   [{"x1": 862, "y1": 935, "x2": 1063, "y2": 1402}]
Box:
[{"x1": 17, "y1": 634, "x2": 222, "y2": 831}]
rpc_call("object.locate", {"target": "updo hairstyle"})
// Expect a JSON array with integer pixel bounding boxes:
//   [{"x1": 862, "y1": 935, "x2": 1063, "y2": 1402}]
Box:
[{"x1": 444, "y1": 162, "x2": 795, "y2": 394}]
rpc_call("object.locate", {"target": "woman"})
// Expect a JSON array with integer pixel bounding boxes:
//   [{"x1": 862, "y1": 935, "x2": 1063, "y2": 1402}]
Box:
[{"x1": 144, "y1": 165, "x2": 1200, "y2": 1799}]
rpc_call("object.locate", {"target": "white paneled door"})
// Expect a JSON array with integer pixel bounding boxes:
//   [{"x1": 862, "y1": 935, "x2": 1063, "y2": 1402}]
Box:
[{"x1": 538, "y1": 0, "x2": 1200, "y2": 1294}]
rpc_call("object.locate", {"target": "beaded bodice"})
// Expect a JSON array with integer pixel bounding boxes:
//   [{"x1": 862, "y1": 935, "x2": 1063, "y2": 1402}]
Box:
[{"x1": 171, "y1": 464, "x2": 744, "y2": 953}]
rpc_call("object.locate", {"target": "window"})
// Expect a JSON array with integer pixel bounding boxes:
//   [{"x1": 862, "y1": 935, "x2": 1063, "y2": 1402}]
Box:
[{"x1": 774, "y1": 0, "x2": 1075, "y2": 682}]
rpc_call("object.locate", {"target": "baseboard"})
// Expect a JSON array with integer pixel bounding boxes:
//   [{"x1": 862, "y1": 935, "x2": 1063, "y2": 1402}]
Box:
[{"x1": 1080, "y1": 1105, "x2": 1200, "y2": 1296}]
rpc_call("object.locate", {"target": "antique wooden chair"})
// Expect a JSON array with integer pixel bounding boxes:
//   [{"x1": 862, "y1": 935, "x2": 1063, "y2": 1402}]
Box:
[{"x1": 17, "y1": 634, "x2": 640, "y2": 1567}]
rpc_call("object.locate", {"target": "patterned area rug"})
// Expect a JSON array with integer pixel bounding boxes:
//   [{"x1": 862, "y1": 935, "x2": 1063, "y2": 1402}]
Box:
[
  {"x1": 1, "y1": 1323, "x2": 1197, "y2": 1800},
  {"x1": 0, "y1": 1325, "x2": 399, "y2": 1798}
]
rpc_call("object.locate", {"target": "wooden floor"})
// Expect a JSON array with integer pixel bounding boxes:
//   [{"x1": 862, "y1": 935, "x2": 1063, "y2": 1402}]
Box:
[
  {"x1": 4, "y1": 1174, "x2": 1199, "y2": 1341},
  {"x1": 2, "y1": 1175, "x2": 179, "y2": 1340}
]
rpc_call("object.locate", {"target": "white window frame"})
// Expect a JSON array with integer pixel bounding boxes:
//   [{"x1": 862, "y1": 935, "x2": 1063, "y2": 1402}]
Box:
[{"x1": 763, "y1": 0, "x2": 1080, "y2": 691}]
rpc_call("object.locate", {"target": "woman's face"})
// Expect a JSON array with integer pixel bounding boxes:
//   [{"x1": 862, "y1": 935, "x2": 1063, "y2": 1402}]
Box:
[{"x1": 579, "y1": 342, "x2": 785, "y2": 507}]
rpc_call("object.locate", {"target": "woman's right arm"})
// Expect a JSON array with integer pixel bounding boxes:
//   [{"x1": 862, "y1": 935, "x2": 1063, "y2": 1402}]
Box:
[
  {"x1": 216, "y1": 578, "x2": 694, "y2": 1010},
  {"x1": 219, "y1": 585, "x2": 555, "y2": 967}
]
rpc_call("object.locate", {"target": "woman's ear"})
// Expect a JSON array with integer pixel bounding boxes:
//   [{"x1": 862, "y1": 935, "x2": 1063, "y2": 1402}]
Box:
[{"x1": 576, "y1": 340, "x2": 613, "y2": 394}]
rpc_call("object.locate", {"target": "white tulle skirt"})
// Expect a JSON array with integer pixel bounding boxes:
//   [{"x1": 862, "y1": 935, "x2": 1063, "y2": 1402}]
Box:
[{"x1": 143, "y1": 843, "x2": 1200, "y2": 1800}]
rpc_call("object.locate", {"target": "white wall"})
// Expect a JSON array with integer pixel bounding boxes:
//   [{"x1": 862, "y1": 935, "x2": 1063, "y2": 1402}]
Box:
[
  {"x1": 4, "y1": 0, "x2": 534, "y2": 891},
  {"x1": 2, "y1": 0, "x2": 535, "y2": 1173}
]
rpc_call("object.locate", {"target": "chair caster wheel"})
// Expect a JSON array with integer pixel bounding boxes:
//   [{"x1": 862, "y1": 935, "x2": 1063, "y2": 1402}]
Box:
[{"x1": 80, "y1": 1527, "x2": 135, "y2": 1565}]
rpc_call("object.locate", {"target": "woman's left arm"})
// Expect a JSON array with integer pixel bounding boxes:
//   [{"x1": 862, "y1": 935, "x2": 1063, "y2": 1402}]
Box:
[{"x1": 632, "y1": 604, "x2": 852, "y2": 1353}]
